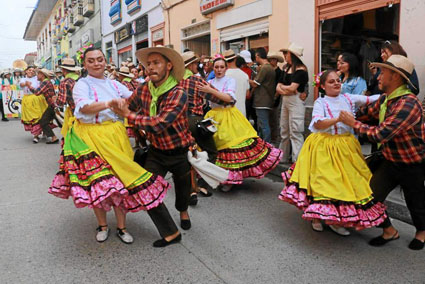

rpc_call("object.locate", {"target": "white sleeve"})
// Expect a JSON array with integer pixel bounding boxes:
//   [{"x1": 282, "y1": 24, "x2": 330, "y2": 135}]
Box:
[
  {"x1": 224, "y1": 77, "x2": 236, "y2": 100},
  {"x1": 347, "y1": 94, "x2": 380, "y2": 108},
  {"x1": 114, "y1": 80, "x2": 133, "y2": 99},
  {"x1": 308, "y1": 98, "x2": 327, "y2": 132},
  {"x1": 73, "y1": 79, "x2": 95, "y2": 114}
]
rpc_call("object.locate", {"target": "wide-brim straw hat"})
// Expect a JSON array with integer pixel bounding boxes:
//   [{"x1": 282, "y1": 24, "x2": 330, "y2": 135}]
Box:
[
  {"x1": 117, "y1": 66, "x2": 135, "y2": 78},
  {"x1": 267, "y1": 51, "x2": 284, "y2": 63},
  {"x1": 38, "y1": 68, "x2": 55, "y2": 78},
  {"x1": 370, "y1": 54, "x2": 416, "y2": 90},
  {"x1": 280, "y1": 42, "x2": 304, "y2": 65},
  {"x1": 181, "y1": 51, "x2": 200, "y2": 67},
  {"x1": 223, "y1": 49, "x2": 237, "y2": 61},
  {"x1": 136, "y1": 46, "x2": 185, "y2": 81},
  {"x1": 60, "y1": 58, "x2": 82, "y2": 72}
]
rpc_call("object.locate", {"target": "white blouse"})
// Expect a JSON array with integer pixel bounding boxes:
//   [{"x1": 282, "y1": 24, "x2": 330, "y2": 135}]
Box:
[
  {"x1": 73, "y1": 75, "x2": 133, "y2": 124},
  {"x1": 309, "y1": 93, "x2": 380, "y2": 135},
  {"x1": 208, "y1": 76, "x2": 236, "y2": 109},
  {"x1": 20, "y1": 76, "x2": 40, "y2": 94}
]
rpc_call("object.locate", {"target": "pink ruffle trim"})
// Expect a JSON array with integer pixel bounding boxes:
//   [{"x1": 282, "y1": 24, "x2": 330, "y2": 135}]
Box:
[
  {"x1": 223, "y1": 145, "x2": 283, "y2": 184},
  {"x1": 23, "y1": 122, "x2": 57, "y2": 136},
  {"x1": 49, "y1": 173, "x2": 169, "y2": 212},
  {"x1": 279, "y1": 171, "x2": 387, "y2": 230}
]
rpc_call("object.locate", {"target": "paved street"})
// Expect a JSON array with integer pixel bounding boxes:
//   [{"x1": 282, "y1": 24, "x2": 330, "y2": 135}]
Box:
[{"x1": 0, "y1": 119, "x2": 424, "y2": 284}]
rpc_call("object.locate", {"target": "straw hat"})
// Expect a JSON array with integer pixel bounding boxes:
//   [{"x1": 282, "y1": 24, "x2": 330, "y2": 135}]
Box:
[
  {"x1": 280, "y1": 42, "x2": 304, "y2": 65},
  {"x1": 239, "y1": 50, "x2": 252, "y2": 63},
  {"x1": 60, "y1": 58, "x2": 82, "y2": 72},
  {"x1": 117, "y1": 66, "x2": 135, "y2": 78},
  {"x1": 181, "y1": 51, "x2": 200, "y2": 67},
  {"x1": 136, "y1": 46, "x2": 185, "y2": 81},
  {"x1": 370, "y1": 55, "x2": 416, "y2": 90},
  {"x1": 126, "y1": 57, "x2": 132, "y2": 62},
  {"x1": 38, "y1": 68, "x2": 54, "y2": 78},
  {"x1": 267, "y1": 51, "x2": 284, "y2": 63},
  {"x1": 223, "y1": 49, "x2": 237, "y2": 61}
]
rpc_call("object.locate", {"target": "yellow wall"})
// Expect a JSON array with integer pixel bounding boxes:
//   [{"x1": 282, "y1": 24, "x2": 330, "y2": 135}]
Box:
[{"x1": 164, "y1": 0, "x2": 289, "y2": 54}]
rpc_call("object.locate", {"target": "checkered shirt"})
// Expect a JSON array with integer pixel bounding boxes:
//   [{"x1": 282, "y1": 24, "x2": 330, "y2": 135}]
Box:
[
  {"x1": 355, "y1": 93, "x2": 425, "y2": 164},
  {"x1": 56, "y1": 77, "x2": 76, "y2": 112},
  {"x1": 179, "y1": 75, "x2": 227, "y2": 116},
  {"x1": 127, "y1": 84, "x2": 194, "y2": 150},
  {"x1": 29, "y1": 80, "x2": 56, "y2": 108}
]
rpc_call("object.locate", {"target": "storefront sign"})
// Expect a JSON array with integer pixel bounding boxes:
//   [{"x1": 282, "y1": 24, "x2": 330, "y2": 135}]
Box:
[
  {"x1": 114, "y1": 24, "x2": 131, "y2": 44},
  {"x1": 131, "y1": 14, "x2": 148, "y2": 35},
  {"x1": 200, "y1": 0, "x2": 234, "y2": 15},
  {"x1": 152, "y1": 29, "x2": 164, "y2": 42}
]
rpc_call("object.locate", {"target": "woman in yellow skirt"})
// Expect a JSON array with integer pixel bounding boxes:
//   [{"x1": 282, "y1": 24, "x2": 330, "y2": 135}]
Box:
[
  {"x1": 19, "y1": 66, "x2": 49, "y2": 142},
  {"x1": 199, "y1": 57, "x2": 283, "y2": 191},
  {"x1": 279, "y1": 70, "x2": 386, "y2": 234},
  {"x1": 49, "y1": 47, "x2": 169, "y2": 244}
]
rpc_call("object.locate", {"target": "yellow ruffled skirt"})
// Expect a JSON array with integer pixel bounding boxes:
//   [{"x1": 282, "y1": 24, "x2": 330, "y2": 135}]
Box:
[
  {"x1": 205, "y1": 106, "x2": 258, "y2": 150},
  {"x1": 21, "y1": 94, "x2": 48, "y2": 124}
]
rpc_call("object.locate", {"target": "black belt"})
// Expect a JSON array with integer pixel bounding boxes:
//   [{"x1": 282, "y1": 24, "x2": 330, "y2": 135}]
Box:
[{"x1": 150, "y1": 146, "x2": 189, "y2": 156}]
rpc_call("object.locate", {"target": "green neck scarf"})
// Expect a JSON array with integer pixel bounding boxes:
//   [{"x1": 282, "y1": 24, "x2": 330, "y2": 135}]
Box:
[
  {"x1": 378, "y1": 84, "x2": 411, "y2": 148},
  {"x1": 183, "y1": 69, "x2": 193, "y2": 79},
  {"x1": 379, "y1": 85, "x2": 412, "y2": 123},
  {"x1": 123, "y1": 77, "x2": 132, "y2": 83},
  {"x1": 43, "y1": 78, "x2": 49, "y2": 82},
  {"x1": 148, "y1": 75, "x2": 178, "y2": 116},
  {"x1": 66, "y1": 72, "x2": 79, "y2": 81}
]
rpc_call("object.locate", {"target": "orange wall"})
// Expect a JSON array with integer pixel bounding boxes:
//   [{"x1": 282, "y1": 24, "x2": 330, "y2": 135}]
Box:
[{"x1": 164, "y1": 0, "x2": 289, "y2": 54}]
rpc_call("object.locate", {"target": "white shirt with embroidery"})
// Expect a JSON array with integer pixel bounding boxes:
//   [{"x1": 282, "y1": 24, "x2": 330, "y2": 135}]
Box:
[
  {"x1": 208, "y1": 76, "x2": 236, "y2": 109},
  {"x1": 73, "y1": 75, "x2": 132, "y2": 124},
  {"x1": 309, "y1": 93, "x2": 379, "y2": 134}
]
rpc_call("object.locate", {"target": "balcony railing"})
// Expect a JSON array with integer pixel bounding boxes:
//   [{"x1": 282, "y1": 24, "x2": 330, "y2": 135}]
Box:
[{"x1": 83, "y1": 0, "x2": 94, "y2": 17}]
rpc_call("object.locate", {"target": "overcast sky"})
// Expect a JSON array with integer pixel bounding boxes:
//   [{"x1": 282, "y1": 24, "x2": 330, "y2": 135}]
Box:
[{"x1": 0, "y1": 0, "x2": 38, "y2": 69}]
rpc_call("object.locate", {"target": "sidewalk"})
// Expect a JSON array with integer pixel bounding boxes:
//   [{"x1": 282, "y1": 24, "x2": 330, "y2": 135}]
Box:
[{"x1": 268, "y1": 143, "x2": 412, "y2": 226}]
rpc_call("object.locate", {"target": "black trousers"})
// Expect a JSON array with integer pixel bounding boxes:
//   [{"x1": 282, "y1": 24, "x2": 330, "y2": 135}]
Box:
[
  {"x1": 0, "y1": 99, "x2": 5, "y2": 118},
  {"x1": 145, "y1": 147, "x2": 192, "y2": 237},
  {"x1": 40, "y1": 106, "x2": 56, "y2": 137},
  {"x1": 371, "y1": 159, "x2": 425, "y2": 231}
]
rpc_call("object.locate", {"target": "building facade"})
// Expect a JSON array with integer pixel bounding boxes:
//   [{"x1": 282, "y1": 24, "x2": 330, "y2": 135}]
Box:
[
  {"x1": 23, "y1": 0, "x2": 101, "y2": 70},
  {"x1": 100, "y1": 0, "x2": 165, "y2": 66}
]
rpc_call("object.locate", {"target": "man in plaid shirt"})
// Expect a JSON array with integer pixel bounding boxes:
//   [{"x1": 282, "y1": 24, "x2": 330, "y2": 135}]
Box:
[
  {"x1": 56, "y1": 58, "x2": 81, "y2": 113},
  {"x1": 179, "y1": 51, "x2": 229, "y2": 203},
  {"x1": 26, "y1": 68, "x2": 59, "y2": 144},
  {"x1": 111, "y1": 46, "x2": 193, "y2": 248},
  {"x1": 340, "y1": 55, "x2": 425, "y2": 250}
]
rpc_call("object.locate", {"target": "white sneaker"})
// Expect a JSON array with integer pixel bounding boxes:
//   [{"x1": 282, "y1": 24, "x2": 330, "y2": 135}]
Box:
[
  {"x1": 33, "y1": 136, "x2": 39, "y2": 143},
  {"x1": 311, "y1": 221, "x2": 324, "y2": 232},
  {"x1": 329, "y1": 225, "x2": 351, "y2": 236},
  {"x1": 96, "y1": 226, "x2": 110, "y2": 242},
  {"x1": 117, "y1": 228, "x2": 134, "y2": 244},
  {"x1": 220, "y1": 184, "x2": 233, "y2": 192}
]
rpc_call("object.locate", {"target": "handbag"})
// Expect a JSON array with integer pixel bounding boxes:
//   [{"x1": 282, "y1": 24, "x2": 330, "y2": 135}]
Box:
[
  {"x1": 365, "y1": 151, "x2": 384, "y2": 173},
  {"x1": 196, "y1": 118, "x2": 218, "y2": 137},
  {"x1": 134, "y1": 146, "x2": 148, "y2": 167}
]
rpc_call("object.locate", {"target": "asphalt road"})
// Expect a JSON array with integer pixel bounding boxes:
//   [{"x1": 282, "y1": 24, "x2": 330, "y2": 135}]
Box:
[{"x1": 0, "y1": 119, "x2": 423, "y2": 284}]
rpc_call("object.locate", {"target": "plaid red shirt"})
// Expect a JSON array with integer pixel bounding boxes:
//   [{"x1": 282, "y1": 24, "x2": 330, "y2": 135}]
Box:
[
  {"x1": 355, "y1": 92, "x2": 425, "y2": 164},
  {"x1": 56, "y1": 77, "x2": 76, "y2": 112},
  {"x1": 29, "y1": 80, "x2": 56, "y2": 108},
  {"x1": 179, "y1": 75, "x2": 227, "y2": 116},
  {"x1": 127, "y1": 84, "x2": 194, "y2": 150},
  {"x1": 121, "y1": 80, "x2": 139, "y2": 92}
]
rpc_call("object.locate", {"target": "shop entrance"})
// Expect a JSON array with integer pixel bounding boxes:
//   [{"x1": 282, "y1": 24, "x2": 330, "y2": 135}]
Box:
[
  {"x1": 183, "y1": 34, "x2": 211, "y2": 56},
  {"x1": 320, "y1": 3, "x2": 400, "y2": 83}
]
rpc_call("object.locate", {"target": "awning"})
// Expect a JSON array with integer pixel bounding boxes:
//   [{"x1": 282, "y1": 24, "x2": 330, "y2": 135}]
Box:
[
  {"x1": 220, "y1": 19, "x2": 268, "y2": 42},
  {"x1": 23, "y1": 0, "x2": 59, "y2": 41}
]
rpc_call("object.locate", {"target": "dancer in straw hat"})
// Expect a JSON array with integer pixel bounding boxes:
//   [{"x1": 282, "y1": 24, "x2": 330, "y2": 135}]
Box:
[
  {"x1": 26, "y1": 68, "x2": 59, "y2": 144},
  {"x1": 49, "y1": 47, "x2": 170, "y2": 244},
  {"x1": 110, "y1": 46, "x2": 194, "y2": 247},
  {"x1": 56, "y1": 58, "x2": 82, "y2": 137},
  {"x1": 19, "y1": 66, "x2": 47, "y2": 142},
  {"x1": 339, "y1": 55, "x2": 425, "y2": 250}
]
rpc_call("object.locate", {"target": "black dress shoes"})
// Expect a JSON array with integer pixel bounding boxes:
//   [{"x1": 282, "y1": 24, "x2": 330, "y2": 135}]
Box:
[
  {"x1": 181, "y1": 219, "x2": 191, "y2": 230},
  {"x1": 408, "y1": 238, "x2": 424, "y2": 250},
  {"x1": 153, "y1": 234, "x2": 182, "y2": 248},
  {"x1": 369, "y1": 231, "x2": 399, "y2": 247}
]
